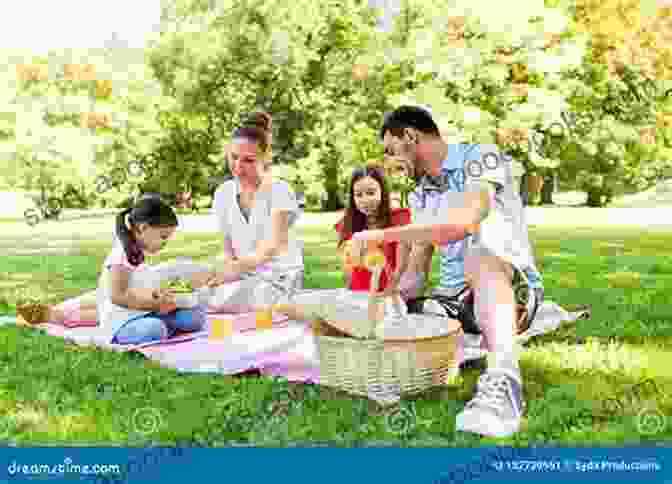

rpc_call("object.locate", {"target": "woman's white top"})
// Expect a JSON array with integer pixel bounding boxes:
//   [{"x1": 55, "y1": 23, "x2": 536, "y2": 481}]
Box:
[{"x1": 213, "y1": 178, "x2": 303, "y2": 271}]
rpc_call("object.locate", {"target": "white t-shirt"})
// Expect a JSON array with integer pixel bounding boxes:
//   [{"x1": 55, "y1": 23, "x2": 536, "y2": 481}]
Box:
[
  {"x1": 213, "y1": 178, "x2": 303, "y2": 271},
  {"x1": 409, "y1": 143, "x2": 543, "y2": 291},
  {"x1": 96, "y1": 242, "x2": 158, "y2": 342},
  {"x1": 96, "y1": 241, "x2": 217, "y2": 342}
]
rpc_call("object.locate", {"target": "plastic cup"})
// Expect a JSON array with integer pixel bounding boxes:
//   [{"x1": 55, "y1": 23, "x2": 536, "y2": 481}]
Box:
[
  {"x1": 210, "y1": 318, "x2": 233, "y2": 341},
  {"x1": 256, "y1": 307, "x2": 274, "y2": 330}
]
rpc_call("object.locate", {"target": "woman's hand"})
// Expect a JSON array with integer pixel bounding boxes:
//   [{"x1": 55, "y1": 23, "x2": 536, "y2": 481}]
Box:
[
  {"x1": 205, "y1": 271, "x2": 232, "y2": 288},
  {"x1": 216, "y1": 258, "x2": 249, "y2": 276},
  {"x1": 190, "y1": 270, "x2": 215, "y2": 289}
]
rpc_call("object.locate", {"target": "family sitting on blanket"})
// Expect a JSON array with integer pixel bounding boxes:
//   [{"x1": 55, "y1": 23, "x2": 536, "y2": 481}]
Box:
[{"x1": 22, "y1": 105, "x2": 546, "y2": 439}]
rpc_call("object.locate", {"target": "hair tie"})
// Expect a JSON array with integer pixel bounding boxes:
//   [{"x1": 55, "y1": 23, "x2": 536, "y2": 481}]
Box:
[{"x1": 122, "y1": 207, "x2": 133, "y2": 229}]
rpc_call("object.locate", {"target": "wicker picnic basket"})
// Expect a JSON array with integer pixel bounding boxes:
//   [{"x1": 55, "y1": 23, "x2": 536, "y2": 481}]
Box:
[{"x1": 292, "y1": 283, "x2": 462, "y2": 405}]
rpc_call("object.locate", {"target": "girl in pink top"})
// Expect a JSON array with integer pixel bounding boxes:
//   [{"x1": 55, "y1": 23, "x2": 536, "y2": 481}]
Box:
[{"x1": 96, "y1": 196, "x2": 215, "y2": 344}]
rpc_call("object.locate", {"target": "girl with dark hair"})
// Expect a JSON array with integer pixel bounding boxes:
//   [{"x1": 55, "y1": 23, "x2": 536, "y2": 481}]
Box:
[
  {"x1": 95, "y1": 197, "x2": 214, "y2": 345},
  {"x1": 335, "y1": 164, "x2": 412, "y2": 296}
]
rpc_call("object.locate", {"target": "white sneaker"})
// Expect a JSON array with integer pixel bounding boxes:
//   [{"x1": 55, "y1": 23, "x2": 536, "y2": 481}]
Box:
[{"x1": 455, "y1": 369, "x2": 523, "y2": 438}]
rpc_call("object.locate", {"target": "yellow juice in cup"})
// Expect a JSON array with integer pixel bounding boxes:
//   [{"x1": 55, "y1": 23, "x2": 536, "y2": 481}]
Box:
[
  {"x1": 210, "y1": 318, "x2": 233, "y2": 341},
  {"x1": 256, "y1": 307, "x2": 274, "y2": 330}
]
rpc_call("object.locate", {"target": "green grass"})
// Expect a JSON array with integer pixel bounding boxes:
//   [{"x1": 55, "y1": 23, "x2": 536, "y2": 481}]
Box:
[{"x1": 1, "y1": 222, "x2": 671, "y2": 447}]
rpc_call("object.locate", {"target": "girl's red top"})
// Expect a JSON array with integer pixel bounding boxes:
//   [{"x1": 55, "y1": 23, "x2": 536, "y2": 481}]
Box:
[{"x1": 334, "y1": 207, "x2": 411, "y2": 293}]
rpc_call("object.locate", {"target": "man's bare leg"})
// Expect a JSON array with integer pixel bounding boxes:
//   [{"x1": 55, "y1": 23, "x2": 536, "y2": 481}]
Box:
[{"x1": 456, "y1": 248, "x2": 523, "y2": 438}]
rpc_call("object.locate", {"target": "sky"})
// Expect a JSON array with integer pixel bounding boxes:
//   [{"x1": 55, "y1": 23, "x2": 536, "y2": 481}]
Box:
[
  {"x1": 0, "y1": 0, "x2": 406, "y2": 55},
  {"x1": 0, "y1": 0, "x2": 162, "y2": 55}
]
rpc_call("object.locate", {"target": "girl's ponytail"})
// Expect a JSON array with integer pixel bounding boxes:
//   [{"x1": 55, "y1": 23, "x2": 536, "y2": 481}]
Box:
[
  {"x1": 115, "y1": 207, "x2": 143, "y2": 267},
  {"x1": 114, "y1": 197, "x2": 178, "y2": 267}
]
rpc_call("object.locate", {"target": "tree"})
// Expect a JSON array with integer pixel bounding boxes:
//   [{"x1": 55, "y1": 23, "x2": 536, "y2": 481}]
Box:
[
  {"x1": 148, "y1": 0, "x2": 396, "y2": 210},
  {"x1": 377, "y1": 0, "x2": 670, "y2": 207},
  {"x1": 0, "y1": 47, "x2": 172, "y2": 212}
]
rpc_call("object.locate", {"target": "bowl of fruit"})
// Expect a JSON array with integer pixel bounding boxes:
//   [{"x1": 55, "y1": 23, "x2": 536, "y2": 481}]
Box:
[{"x1": 161, "y1": 279, "x2": 208, "y2": 308}]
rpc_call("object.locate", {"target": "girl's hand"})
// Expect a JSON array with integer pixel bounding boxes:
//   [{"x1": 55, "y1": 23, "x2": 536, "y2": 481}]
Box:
[
  {"x1": 351, "y1": 230, "x2": 385, "y2": 266},
  {"x1": 156, "y1": 289, "x2": 177, "y2": 314},
  {"x1": 381, "y1": 269, "x2": 402, "y2": 298}
]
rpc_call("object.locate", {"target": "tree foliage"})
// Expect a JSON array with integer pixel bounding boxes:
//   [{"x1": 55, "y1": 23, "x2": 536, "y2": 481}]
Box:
[{"x1": 0, "y1": 47, "x2": 172, "y2": 209}]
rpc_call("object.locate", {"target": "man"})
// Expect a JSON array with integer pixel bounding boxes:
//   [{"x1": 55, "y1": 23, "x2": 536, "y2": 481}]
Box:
[{"x1": 351, "y1": 106, "x2": 544, "y2": 438}]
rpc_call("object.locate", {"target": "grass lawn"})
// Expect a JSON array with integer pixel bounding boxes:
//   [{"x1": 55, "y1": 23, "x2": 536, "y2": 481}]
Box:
[{"x1": 1, "y1": 221, "x2": 671, "y2": 447}]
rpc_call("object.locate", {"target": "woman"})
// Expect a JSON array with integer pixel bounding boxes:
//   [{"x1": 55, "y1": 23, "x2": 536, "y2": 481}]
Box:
[{"x1": 207, "y1": 112, "x2": 304, "y2": 311}]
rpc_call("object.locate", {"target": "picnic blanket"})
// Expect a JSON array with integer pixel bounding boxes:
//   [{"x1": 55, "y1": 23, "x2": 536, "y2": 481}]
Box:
[{"x1": 0, "y1": 287, "x2": 590, "y2": 384}]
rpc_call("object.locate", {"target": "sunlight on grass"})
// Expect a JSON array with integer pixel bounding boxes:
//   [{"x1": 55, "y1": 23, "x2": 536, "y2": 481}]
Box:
[
  {"x1": 12, "y1": 405, "x2": 44, "y2": 429},
  {"x1": 545, "y1": 252, "x2": 577, "y2": 259},
  {"x1": 524, "y1": 339, "x2": 651, "y2": 380},
  {"x1": 556, "y1": 273, "x2": 578, "y2": 287},
  {"x1": 603, "y1": 271, "x2": 641, "y2": 288}
]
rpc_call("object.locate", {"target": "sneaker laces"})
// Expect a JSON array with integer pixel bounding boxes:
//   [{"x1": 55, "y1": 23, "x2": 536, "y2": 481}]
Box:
[{"x1": 466, "y1": 373, "x2": 515, "y2": 416}]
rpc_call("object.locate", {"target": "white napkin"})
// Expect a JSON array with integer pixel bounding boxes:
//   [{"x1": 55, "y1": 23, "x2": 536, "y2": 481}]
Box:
[{"x1": 384, "y1": 296, "x2": 408, "y2": 319}]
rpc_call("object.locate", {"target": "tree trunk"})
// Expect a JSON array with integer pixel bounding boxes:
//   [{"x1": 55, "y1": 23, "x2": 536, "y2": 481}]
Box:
[
  {"x1": 520, "y1": 173, "x2": 529, "y2": 206},
  {"x1": 586, "y1": 187, "x2": 606, "y2": 207},
  {"x1": 321, "y1": 147, "x2": 344, "y2": 211},
  {"x1": 526, "y1": 174, "x2": 544, "y2": 206},
  {"x1": 541, "y1": 169, "x2": 555, "y2": 205}
]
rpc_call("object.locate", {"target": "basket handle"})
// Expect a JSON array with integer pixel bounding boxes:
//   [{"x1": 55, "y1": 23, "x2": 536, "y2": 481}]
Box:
[{"x1": 367, "y1": 265, "x2": 385, "y2": 338}]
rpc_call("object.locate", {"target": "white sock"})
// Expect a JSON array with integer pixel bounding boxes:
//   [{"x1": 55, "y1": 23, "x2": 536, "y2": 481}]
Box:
[{"x1": 488, "y1": 345, "x2": 522, "y2": 380}]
